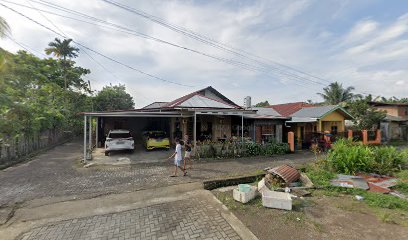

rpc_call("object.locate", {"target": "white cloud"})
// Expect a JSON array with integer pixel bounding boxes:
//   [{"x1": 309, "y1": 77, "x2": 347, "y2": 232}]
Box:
[{"x1": 1, "y1": 0, "x2": 407, "y2": 108}]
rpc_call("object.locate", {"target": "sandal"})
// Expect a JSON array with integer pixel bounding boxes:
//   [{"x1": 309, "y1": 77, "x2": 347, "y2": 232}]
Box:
[{"x1": 183, "y1": 172, "x2": 188, "y2": 176}]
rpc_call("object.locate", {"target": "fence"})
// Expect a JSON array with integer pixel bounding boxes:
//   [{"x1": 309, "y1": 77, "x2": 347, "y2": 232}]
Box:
[{"x1": 0, "y1": 129, "x2": 72, "y2": 168}]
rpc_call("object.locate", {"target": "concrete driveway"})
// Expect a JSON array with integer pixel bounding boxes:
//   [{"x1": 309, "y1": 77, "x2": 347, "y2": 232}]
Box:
[
  {"x1": 92, "y1": 144, "x2": 172, "y2": 165},
  {"x1": 0, "y1": 139, "x2": 314, "y2": 239}
]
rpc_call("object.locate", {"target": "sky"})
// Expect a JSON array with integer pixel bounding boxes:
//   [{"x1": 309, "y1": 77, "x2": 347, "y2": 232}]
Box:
[{"x1": 1, "y1": 0, "x2": 407, "y2": 108}]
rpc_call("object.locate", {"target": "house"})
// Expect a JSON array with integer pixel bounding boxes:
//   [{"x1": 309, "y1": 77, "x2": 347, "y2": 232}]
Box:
[
  {"x1": 369, "y1": 102, "x2": 408, "y2": 141},
  {"x1": 270, "y1": 103, "x2": 354, "y2": 148},
  {"x1": 81, "y1": 86, "x2": 287, "y2": 160}
]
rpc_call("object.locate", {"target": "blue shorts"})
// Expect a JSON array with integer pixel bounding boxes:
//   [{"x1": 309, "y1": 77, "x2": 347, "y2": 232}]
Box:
[{"x1": 174, "y1": 158, "x2": 182, "y2": 166}]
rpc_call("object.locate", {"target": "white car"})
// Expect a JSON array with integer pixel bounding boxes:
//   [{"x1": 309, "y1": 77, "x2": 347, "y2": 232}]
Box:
[{"x1": 105, "y1": 129, "x2": 134, "y2": 156}]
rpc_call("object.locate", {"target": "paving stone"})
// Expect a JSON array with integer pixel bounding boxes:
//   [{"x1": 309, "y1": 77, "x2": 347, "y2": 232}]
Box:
[
  {"x1": 0, "y1": 140, "x2": 313, "y2": 207},
  {"x1": 18, "y1": 198, "x2": 241, "y2": 240}
]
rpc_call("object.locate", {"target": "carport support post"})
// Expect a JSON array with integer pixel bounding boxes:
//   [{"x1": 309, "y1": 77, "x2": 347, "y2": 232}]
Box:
[
  {"x1": 95, "y1": 117, "x2": 99, "y2": 148},
  {"x1": 89, "y1": 116, "x2": 92, "y2": 151},
  {"x1": 83, "y1": 115, "x2": 87, "y2": 161},
  {"x1": 241, "y1": 112, "x2": 244, "y2": 142},
  {"x1": 193, "y1": 112, "x2": 197, "y2": 154}
]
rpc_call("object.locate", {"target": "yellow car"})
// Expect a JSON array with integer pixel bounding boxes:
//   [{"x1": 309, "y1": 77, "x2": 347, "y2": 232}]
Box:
[{"x1": 143, "y1": 131, "x2": 170, "y2": 150}]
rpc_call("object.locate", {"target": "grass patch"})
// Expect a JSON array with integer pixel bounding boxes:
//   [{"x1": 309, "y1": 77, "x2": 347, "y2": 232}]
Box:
[{"x1": 395, "y1": 170, "x2": 408, "y2": 180}]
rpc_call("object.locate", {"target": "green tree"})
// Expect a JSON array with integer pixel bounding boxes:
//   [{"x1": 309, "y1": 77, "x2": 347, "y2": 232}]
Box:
[
  {"x1": 254, "y1": 100, "x2": 270, "y2": 107},
  {"x1": 0, "y1": 47, "x2": 91, "y2": 139},
  {"x1": 94, "y1": 84, "x2": 135, "y2": 111},
  {"x1": 0, "y1": 16, "x2": 10, "y2": 38},
  {"x1": 346, "y1": 96, "x2": 386, "y2": 130},
  {"x1": 45, "y1": 38, "x2": 79, "y2": 90},
  {"x1": 318, "y1": 82, "x2": 358, "y2": 105}
]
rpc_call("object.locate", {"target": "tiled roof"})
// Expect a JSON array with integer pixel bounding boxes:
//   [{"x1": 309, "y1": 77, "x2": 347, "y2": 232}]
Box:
[{"x1": 268, "y1": 102, "x2": 314, "y2": 117}]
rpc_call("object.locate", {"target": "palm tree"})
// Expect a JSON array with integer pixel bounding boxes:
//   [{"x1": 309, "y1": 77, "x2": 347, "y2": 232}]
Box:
[
  {"x1": 45, "y1": 38, "x2": 79, "y2": 90},
  {"x1": 0, "y1": 16, "x2": 10, "y2": 38},
  {"x1": 317, "y1": 82, "x2": 357, "y2": 105}
]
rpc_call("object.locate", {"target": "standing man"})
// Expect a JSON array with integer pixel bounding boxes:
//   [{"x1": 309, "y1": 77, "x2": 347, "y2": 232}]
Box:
[
  {"x1": 184, "y1": 134, "x2": 192, "y2": 171},
  {"x1": 167, "y1": 138, "x2": 186, "y2": 177}
]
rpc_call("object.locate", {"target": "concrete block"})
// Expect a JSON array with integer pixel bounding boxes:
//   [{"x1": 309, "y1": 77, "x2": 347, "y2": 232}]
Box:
[
  {"x1": 233, "y1": 186, "x2": 256, "y2": 204},
  {"x1": 257, "y1": 178, "x2": 268, "y2": 194},
  {"x1": 262, "y1": 190, "x2": 292, "y2": 210}
]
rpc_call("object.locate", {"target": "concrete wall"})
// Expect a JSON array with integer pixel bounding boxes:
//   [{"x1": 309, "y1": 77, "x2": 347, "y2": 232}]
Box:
[
  {"x1": 375, "y1": 106, "x2": 408, "y2": 117},
  {"x1": 320, "y1": 111, "x2": 346, "y2": 132}
]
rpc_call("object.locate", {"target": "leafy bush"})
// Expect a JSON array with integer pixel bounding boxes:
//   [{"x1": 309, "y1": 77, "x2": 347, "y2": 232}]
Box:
[
  {"x1": 371, "y1": 146, "x2": 403, "y2": 175},
  {"x1": 327, "y1": 139, "x2": 374, "y2": 174},
  {"x1": 245, "y1": 143, "x2": 262, "y2": 156},
  {"x1": 326, "y1": 139, "x2": 405, "y2": 175},
  {"x1": 262, "y1": 141, "x2": 290, "y2": 155},
  {"x1": 196, "y1": 141, "x2": 290, "y2": 159}
]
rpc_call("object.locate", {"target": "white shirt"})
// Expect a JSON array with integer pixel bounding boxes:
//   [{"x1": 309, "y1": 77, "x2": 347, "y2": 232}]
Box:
[{"x1": 175, "y1": 144, "x2": 182, "y2": 161}]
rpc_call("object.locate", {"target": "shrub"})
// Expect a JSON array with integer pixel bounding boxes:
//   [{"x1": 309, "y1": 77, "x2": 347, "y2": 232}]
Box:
[
  {"x1": 326, "y1": 139, "x2": 406, "y2": 175},
  {"x1": 371, "y1": 146, "x2": 403, "y2": 175},
  {"x1": 196, "y1": 140, "x2": 290, "y2": 159},
  {"x1": 327, "y1": 139, "x2": 374, "y2": 174}
]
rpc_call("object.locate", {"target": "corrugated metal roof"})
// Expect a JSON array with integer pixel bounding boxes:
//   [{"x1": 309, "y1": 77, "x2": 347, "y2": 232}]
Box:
[
  {"x1": 243, "y1": 107, "x2": 287, "y2": 119},
  {"x1": 162, "y1": 86, "x2": 241, "y2": 109},
  {"x1": 142, "y1": 102, "x2": 168, "y2": 109},
  {"x1": 177, "y1": 94, "x2": 235, "y2": 108},
  {"x1": 291, "y1": 105, "x2": 338, "y2": 118},
  {"x1": 252, "y1": 107, "x2": 282, "y2": 116},
  {"x1": 286, "y1": 117, "x2": 318, "y2": 123},
  {"x1": 268, "y1": 165, "x2": 300, "y2": 184}
]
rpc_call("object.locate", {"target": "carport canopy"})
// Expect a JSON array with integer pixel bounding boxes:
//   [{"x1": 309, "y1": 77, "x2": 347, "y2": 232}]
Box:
[{"x1": 81, "y1": 109, "x2": 255, "y2": 161}]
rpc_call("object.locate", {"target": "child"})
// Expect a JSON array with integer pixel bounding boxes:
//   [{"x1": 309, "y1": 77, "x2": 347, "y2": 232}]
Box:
[{"x1": 167, "y1": 138, "x2": 186, "y2": 177}]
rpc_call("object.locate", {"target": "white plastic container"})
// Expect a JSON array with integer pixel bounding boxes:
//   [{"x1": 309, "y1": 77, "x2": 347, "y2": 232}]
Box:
[
  {"x1": 262, "y1": 190, "x2": 292, "y2": 210},
  {"x1": 233, "y1": 186, "x2": 256, "y2": 203}
]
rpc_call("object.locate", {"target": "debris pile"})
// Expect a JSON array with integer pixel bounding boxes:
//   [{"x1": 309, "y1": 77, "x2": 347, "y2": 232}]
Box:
[
  {"x1": 330, "y1": 173, "x2": 405, "y2": 198},
  {"x1": 233, "y1": 165, "x2": 313, "y2": 210}
]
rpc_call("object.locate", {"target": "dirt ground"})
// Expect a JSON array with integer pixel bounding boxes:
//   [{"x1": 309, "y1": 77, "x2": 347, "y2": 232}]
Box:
[{"x1": 213, "y1": 189, "x2": 408, "y2": 240}]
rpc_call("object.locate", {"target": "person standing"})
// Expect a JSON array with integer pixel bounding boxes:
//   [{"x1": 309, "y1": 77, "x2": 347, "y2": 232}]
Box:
[
  {"x1": 167, "y1": 138, "x2": 186, "y2": 177},
  {"x1": 184, "y1": 134, "x2": 192, "y2": 171}
]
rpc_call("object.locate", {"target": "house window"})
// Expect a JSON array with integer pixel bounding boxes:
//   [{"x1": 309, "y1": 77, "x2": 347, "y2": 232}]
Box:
[
  {"x1": 331, "y1": 126, "x2": 338, "y2": 134},
  {"x1": 313, "y1": 126, "x2": 317, "y2": 132}
]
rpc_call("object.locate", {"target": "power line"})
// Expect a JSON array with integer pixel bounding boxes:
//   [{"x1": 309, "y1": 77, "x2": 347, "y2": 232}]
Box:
[
  {"x1": 100, "y1": 0, "x2": 332, "y2": 86},
  {"x1": 8, "y1": 0, "x2": 321, "y2": 87},
  {"x1": 100, "y1": 0, "x2": 377, "y2": 96},
  {"x1": 26, "y1": 0, "x2": 119, "y2": 82},
  {"x1": 3, "y1": 0, "x2": 325, "y2": 89},
  {"x1": 0, "y1": 2, "x2": 195, "y2": 88}
]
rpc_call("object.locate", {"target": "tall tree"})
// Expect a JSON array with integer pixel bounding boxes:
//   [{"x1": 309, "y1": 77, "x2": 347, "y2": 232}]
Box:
[
  {"x1": 45, "y1": 38, "x2": 79, "y2": 90},
  {"x1": 317, "y1": 82, "x2": 357, "y2": 105},
  {"x1": 94, "y1": 84, "x2": 135, "y2": 111},
  {"x1": 346, "y1": 95, "x2": 386, "y2": 130},
  {"x1": 0, "y1": 16, "x2": 10, "y2": 38},
  {"x1": 254, "y1": 100, "x2": 270, "y2": 107}
]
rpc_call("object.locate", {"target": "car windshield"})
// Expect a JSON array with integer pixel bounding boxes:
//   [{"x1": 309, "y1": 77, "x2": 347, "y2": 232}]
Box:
[
  {"x1": 149, "y1": 132, "x2": 166, "y2": 138},
  {"x1": 109, "y1": 133, "x2": 131, "y2": 139}
]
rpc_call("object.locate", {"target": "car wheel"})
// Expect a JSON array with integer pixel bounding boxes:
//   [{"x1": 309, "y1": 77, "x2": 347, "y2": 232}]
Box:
[
  {"x1": 129, "y1": 149, "x2": 134, "y2": 154},
  {"x1": 105, "y1": 151, "x2": 109, "y2": 156}
]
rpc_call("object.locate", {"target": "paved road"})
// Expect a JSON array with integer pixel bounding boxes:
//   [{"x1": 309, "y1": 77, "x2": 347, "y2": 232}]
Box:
[
  {"x1": 18, "y1": 197, "x2": 241, "y2": 240},
  {"x1": 0, "y1": 140, "x2": 314, "y2": 207}
]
